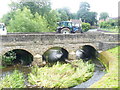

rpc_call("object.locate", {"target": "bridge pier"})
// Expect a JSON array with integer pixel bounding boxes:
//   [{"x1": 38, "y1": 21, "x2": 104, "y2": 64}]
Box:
[
  {"x1": 68, "y1": 51, "x2": 76, "y2": 60},
  {"x1": 31, "y1": 54, "x2": 44, "y2": 66}
]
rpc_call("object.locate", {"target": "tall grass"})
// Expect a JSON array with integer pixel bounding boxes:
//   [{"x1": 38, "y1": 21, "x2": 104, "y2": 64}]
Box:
[
  {"x1": 0, "y1": 70, "x2": 25, "y2": 89},
  {"x1": 28, "y1": 60, "x2": 95, "y2": 88}
]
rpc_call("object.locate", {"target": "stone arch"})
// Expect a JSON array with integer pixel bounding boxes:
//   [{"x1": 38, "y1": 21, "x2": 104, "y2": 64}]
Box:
[
  {"x1": 3, "y1": 49, "x2": 34, "y2": 65},
  {"x1": 76, "y1": 45, "x2": 98, "y2": 60},
  {"x1": 2, "y1": 47, "x2": 35, "y2": 56},
  {"x1": 41, "y1": 45, "x2": 69, "y2": 55},
  {"x1": 42, "y1": 46, "x2": 69, "y2": 62}
]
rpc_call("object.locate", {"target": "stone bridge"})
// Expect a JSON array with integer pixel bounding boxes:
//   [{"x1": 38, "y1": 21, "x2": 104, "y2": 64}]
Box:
[{"x1": 0, "y1": 32, "x2": 119, "y2": 65}]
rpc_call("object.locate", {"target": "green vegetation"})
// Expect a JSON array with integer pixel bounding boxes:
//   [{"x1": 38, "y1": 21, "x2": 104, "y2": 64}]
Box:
[
  {"x1": 0, "y1": 70, "x2": 25, "y2": 89},
  {"x1": 77, "y1": 2, "x2": 97, "y2": 26},
  {"x1": 100, "y1": 28, "x2": 118, "y2": 33},
  {"x1": 89, "y1": 46, "x2": 119, "y2": 88},
  {"x1": 28, "y1": 60, "x2": 95, "y2": 88},
  {"x1": 0, "y1": 0, "x2": 99, "y2": 33},
  {"x1": 99, "y1": 19, "x2": 118, "y2": 32},
  {"x1": 2, "y1": 51, "x2": 16, "y2": 66},
  {"x1": 82, "y1": 23, "x2": 91, "y2": 32},
  {"x1": 99, "y1": 12, "x2": 109, "y2": 20},
  {"x1": 7, "y1": 8, "x2": 50, "y2": 32}
]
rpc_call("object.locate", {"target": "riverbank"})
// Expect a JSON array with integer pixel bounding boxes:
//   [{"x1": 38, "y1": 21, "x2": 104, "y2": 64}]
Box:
[{"x1": 89, "y1": 46, "x2": 119, "y2": 88}]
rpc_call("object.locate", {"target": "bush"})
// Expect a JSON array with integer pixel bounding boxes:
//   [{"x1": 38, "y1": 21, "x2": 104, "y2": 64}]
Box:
[
  {"x1": 2, "y1": 51, "x2": 16, "y2": 66},
  {"x1": 82, "y1": 23, "x2": 91, "y2": 32},
  {"x1": 99, "y1": 20, "x2": 118, "y2": 29}
]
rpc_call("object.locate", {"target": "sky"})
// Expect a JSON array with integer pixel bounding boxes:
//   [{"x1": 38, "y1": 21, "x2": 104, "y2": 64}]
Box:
[{"x1": 0, "y1": 0, "x2": 119, "y2": 19}]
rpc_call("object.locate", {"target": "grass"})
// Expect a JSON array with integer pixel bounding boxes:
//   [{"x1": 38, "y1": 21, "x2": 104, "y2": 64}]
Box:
[
  {"x1": 100, "y1": 28, "x2": 119, "y2": 33},
  {"x1": 28, "y1": 60, "x2": 95, "y2": 88},
  {"x1": 0, "y1": 65, "x2": 5, "y2": 69},
  {"x1": 0, "y1": 70, "x2": 25, "y2": 89},
  {"x1": 89, "y1": 46, "x2": 119, "y2": 88}
]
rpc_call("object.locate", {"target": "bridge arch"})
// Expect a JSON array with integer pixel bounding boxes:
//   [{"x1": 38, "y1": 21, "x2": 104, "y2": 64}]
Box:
[
  {"x1": 3, "y1": 49, "x2": 34, "y2": 65},
  {"x1": 76, "y1": 45, "x2": 98, "y2": 60}
]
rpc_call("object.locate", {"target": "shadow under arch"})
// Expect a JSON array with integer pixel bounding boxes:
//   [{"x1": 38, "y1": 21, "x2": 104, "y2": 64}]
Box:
[
  {"x1": 42, "y1": 47, "x2": 69, "y2": 63},
  {"x1": 3, "y1": 49, "x2": 33, "y2": 65},
  {"x1": 76, "y1": 45, "x2": 98, "y2": 61}
]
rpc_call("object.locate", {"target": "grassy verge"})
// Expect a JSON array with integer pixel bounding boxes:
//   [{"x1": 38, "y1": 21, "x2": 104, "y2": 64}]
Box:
[
  {"x1": 28, "y1": 60, "x2": 95, "y2": 88},
  {"x1": 89, "y1": 46, "x2": 119, "y2": 88},
  {"x1": 0, "y1": 70, "x2": 25, "y2": 89},
  {"x1": 100, "y1": 28, "x2": 118, "y2": 33}
]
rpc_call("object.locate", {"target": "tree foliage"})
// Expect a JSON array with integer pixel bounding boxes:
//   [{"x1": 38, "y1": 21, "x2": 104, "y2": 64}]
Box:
[
  {"x1": 99, "y1": 12, "x2": 109, "y2": 20},
  {"x1": 99, "y1": 19, "x2": 118, "y2": 29},
  {"x1": 8, "y1": 8, "x2": 49, "y2": 32},
  {"x1": 77, "y1": 2, "x2": 97, "y2": 26},
  {"x1": 9, "y1": 0, "x2": 51, "y2": 16},
  {"x1": 1, "y1": 1, "x2": 99, "y2": 32}
]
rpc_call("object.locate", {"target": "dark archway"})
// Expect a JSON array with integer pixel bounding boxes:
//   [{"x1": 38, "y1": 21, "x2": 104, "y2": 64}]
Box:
[
  {"x1": 3, "y1": 49, "x2": 33, "y2": 66},
  {"x1": 42, "y1": 47, "x2": 69, "y2": 63},
  {"x1": 76, "y1": 45, "x2": 98, "y2": 61}
]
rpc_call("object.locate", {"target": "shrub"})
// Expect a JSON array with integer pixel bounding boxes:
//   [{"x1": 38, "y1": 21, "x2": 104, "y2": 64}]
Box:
[
  {"x1": 82, "y1": 23, "x2": 91, "y2": 32},
  {"x1": 2, "y1": 51, "x2": 16, "y2": 66}
]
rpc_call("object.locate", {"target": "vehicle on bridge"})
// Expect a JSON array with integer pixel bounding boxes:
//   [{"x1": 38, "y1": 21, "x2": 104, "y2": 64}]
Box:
[
  {"x1": 56, "y1": 19, "x2": 82, "y2": 34},
  {"x1": 0, "y1": 23, "x2": 7, "y2": 35}
]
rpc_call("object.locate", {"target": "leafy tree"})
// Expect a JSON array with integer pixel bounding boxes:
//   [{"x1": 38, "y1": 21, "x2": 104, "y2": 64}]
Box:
[
  {"x1": 7, "y1": 8, "x2": 49, "y2": 32},
  {"x1": 79, "y1": 2, "x2": 90, "y2": 11},
  {"x1": 77, "y1": 2, "x2": 97, "y2": 26},
  {"x1": 8, "y1": 0, "x2": 58, "y2": 32},
  {"x1": 44, "y1": 10, "x2": 58, "y2": 31},
  {"x1": 85, "y1": 12, "x2": 97, "y2": 25},
  {"x1": 99, "y1": 12, "x2": 109, "y2": 20},
  {"x1": 9, "y1": 0, "x2": 51, "y2": 16},
  {"x1": 57, "y1": 8, "x2": 69, "y2": 21},
  {"x1": 1, "y1": 11, "x2": 15, "y2": 26},
  {"x1": 77, "y1": 2, "x2": 90, "y2": 21}
]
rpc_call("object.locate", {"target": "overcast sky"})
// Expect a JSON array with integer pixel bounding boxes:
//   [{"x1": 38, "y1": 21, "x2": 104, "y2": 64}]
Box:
[{"x1": 0, "y1": 0, "x2": 119, "y2": 19}]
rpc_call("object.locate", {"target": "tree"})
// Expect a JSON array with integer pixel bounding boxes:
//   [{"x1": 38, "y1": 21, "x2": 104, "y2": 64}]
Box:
[
  {"x1": 44, "y1": 10, "x2": 58, "y2": 31},
  {"x1": 77, "y1": 2, "x2": 97, "y2": 26},
  {"x1": 85, "y1": 12, "x2": 97, "y2": 25},
  {"x1": 9, "y1": 0, "x2": 51, "y2": 16},
  {"x1": 77, "y1": 2, "x2": 90, "y2": 21},
  {"x1": 57, "y1": 8, "x2": 69, "y2": 21},
  {"x1": 99, "y1": 12, "x2": 109, "y2": 20},
  {"x1": 1, "y1": 11, "x2": 15, "y2": 26},
  {"x1": 8, "y1": 0, "x2": 59, "y2": 32},
  {"x1": 79, "y1": 2, "x2": 90, "y2": 11},
  {"x1": 7, "y1": 8, "x2": 49, "y2": 32}
]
